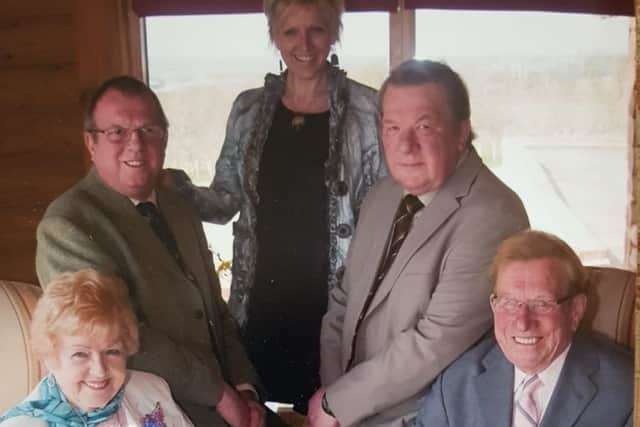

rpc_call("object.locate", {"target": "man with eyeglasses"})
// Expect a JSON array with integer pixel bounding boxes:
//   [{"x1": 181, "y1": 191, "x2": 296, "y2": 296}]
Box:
[
  {"x1": 414, "y1": 230, "x2": 633, "y2": 427},
  {"x1": 35, "y1": 76, "x2": 265, "y2": 427}
]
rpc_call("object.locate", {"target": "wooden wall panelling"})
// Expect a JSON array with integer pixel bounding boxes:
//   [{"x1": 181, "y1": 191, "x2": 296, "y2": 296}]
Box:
[
  {"x1": 0, "y1": 14, "x2": 75, "y2": 68},
  {"x1": 635, "y1": 2, "x2": 639, "y2": 425},
  {"x1": 2, "y1": 0, "x2": 73, "y2": 17},
  {"x1": 0, "y1": 64, "x2": 79, "y2": 113},
  {"x1": 0, "y1": 0, "x2": 83, "y2": 284},
  {"x1": 73, "y1": 0, "x2": 143, "y2": 107}
]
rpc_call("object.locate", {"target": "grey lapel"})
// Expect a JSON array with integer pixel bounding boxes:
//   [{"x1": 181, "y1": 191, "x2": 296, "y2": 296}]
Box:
[
  {"x1": 345, "y1": 182, "x2": 402, "y2": 332},
  {"x1": 539, "y1": 336, "x2": 598, "y2": 427},
  {"x1": 473, "y1": 343, "x2": 514, "y2": 427},
  {"x1": 366, "y1": 147, "x2": 485, "y2": 315}
]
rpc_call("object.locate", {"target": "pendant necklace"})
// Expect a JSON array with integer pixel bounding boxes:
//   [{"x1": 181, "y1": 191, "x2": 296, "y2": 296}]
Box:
[{"x1": 291, "y1": 114, "x2": 306, "y2": 131}]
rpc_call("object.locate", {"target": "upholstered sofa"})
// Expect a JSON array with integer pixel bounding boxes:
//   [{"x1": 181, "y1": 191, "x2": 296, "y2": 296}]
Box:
[{"x1": 0, "y1": 266, "x2": 635, "y2": 416}]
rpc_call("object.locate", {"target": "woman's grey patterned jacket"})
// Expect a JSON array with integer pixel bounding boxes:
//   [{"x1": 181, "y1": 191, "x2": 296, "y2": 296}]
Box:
[{"x1": 171, "y1": 65, "x2": 386, "y2": 328}]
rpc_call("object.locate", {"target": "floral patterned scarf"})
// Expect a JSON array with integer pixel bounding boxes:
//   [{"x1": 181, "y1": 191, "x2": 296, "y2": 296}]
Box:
[{"x1": 0, "y1": 374, "x2": 124, "y2": 427}]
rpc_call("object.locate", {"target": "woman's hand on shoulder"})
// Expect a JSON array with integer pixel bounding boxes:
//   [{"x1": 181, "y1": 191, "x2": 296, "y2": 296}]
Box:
[{"x1": 160, "y1": 169, "x2": 176, "y2": 190}]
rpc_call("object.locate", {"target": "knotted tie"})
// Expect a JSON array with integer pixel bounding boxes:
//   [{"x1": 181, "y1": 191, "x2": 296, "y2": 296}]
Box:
[
  {"x1": 136, "y1": 201, "x2": 185, "y2": 271},
  {"x1": 377, "y1": 194, "x2": 424, "y2": 277},
  {"x1": 513, "y1": 374, "x2": 543, "y2": 427},
  {"x1": 346, "y1": 194, "x2": 424, "y2": 370}
]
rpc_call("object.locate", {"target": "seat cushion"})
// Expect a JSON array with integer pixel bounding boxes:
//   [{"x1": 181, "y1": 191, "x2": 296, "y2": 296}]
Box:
[
  {"x1": 581, "y1": 266, "x2": 635, "y2": 349},
  {"x1": 0, "y1": 280, "x2": 44, "y2": 413}
]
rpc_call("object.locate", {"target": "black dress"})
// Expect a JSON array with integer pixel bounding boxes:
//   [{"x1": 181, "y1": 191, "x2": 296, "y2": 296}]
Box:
[{"x1": 244, "y1": 101, "x2": 330, "y2": 413}]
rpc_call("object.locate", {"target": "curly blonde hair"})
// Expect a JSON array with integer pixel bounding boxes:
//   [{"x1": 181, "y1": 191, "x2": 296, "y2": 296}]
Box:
[
  {"x1": 31, "y1": 269, "x2": 139, "y2": 360},
  {"x1": 263, "y1": 0, "x2": 344, "y2": 44}
]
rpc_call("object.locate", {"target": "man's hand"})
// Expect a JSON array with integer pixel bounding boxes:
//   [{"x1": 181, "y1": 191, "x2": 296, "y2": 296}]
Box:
[
  {"x1": 308, "y1": 388, "x2": 339, "y2": 427},
  {"x1": 217, "y1": 383, "x2": 251, "y2": 427},
  {"x1": 238, "y1": 389, "x2": 266, "y2": 427}
]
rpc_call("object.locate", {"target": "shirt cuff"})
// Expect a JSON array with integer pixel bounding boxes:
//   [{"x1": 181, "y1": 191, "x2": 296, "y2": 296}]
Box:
[{"x1": 235, "y1": 383, "x2": 259, "y2": 400}]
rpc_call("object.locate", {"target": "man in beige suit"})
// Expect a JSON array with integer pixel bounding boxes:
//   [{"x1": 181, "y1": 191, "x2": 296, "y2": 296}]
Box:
[
  {"x1": 36, "y1": 76, "x2": 263, "y2": 427},
  {"x1": 309, "y1": 60, "x2": 529, "y2": 427}
]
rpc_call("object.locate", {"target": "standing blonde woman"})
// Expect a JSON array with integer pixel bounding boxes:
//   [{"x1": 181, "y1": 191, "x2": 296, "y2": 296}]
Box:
[
  {"x1": 0, "y1": 269, "x2": 193, "y2": 426},
  {"x1": 169, "y1": 0, "x2": 385, "y2": 412}
]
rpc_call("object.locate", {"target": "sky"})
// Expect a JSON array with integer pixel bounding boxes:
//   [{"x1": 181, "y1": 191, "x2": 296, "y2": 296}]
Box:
[{"x1": 146, "y1": 10, "x2": 631, "y2": 60}]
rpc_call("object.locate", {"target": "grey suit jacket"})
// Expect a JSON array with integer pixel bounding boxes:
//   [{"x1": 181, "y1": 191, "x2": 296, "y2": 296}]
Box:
[
  {"x1": 36, "y1": 169, "x2": 257, "y2": 427},
  {"x1": 415, "y1": 333, "x2": 633, "y2": 427},
  {"x1": 320, "y1": 147, "x2": 529, "y2": 427}
]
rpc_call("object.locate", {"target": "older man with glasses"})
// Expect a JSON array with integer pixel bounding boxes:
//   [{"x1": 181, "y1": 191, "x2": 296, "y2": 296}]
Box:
[
  {"x1": 414, "y1": 229, "x2": 633, "y2": 427},
  {"x1": 35, "y1": 76, "x2": 265, "y2": 427}
]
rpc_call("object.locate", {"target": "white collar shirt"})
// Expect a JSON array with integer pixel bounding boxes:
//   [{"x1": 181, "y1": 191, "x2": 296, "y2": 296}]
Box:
[
  {"x1": 129, "y1": 189, "x2": 158, "y2": 206},
  {"x1": 512, "y1": 343, "x2": 572, "y2": 422}
]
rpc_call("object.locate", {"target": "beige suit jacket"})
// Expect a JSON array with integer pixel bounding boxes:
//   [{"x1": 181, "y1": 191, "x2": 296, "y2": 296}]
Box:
[
  {"x1": 36, "y1": 169, "x2": 257, "y2": 427},
  {"x1": 320, "y1": 147, "x2": 529, "y2": 427}
]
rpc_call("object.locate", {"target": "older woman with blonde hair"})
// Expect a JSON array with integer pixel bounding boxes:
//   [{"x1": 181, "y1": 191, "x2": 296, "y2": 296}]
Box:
[
  {"x1": 0, "y1": 269, "x2": 193, "y2": 427},
  {"x1": 169, "y1": 0, "x2": 385, "y2": 412}
]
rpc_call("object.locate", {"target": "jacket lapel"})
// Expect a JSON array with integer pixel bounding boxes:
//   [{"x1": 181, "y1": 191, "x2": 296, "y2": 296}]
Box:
[
  {"x1": 473, "y1": 344, "x2": 514, "y2": 427},
  {"x1": 87, "y1": 170, "x2": 177, "y2": 270},
  {"x1": 157, "y1": 188, "x2": 218, "y2": 310},
  {"x1": 344, "y1": 183, "x2": 402, "y2": 333},
  {"x1": 539, "y1": 336, "x2": 598, "y2": 427},
  {"x1": 365, "y1": 147, "x2": 484, "y2": 316}
]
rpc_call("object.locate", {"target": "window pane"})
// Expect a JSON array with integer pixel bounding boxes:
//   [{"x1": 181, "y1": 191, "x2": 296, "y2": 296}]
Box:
[
  {"x1": 334, "y1": 12, "x2": 389, "y2": 88},
  {"x1": 416, "y1": 10, "x2": 633, "y2": 268},
  {"x1": 146, "y1": 12, "x2": 389, "y2": 291}
]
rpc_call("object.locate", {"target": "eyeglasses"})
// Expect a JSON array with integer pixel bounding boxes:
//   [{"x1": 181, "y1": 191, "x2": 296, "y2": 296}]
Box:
[
  {"x1": 490, "y1": 293, "x2": 575, "y2": 315},
  {"x1": 89, "y1": 125, "x2": 165, "y2": 143}
]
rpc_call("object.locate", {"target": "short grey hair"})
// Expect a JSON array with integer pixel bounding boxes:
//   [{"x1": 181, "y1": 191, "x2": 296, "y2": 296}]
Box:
[{"x1": 379, "y1": 59, "x2": 475, "y2": 144}]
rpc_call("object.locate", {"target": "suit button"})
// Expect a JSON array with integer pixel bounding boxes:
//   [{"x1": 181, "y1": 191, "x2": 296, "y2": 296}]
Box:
[
  {"x1": 334, "y1": 181, "x2": 348, "y2": 196},
  {"x1": 337, "y1": 223, "x2": 352, "y2": 238},
  {"x1": 186, "y1": 273, "x2": 196, "y2": 282},
  {"x1": 194, "y1": 309, "x2": 204, "y2": 319}
]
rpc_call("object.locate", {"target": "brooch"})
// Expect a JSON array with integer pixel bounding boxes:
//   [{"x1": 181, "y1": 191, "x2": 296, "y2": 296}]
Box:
[{"x1": 142, "y1": 402, "x2": 167, "y2": 427}]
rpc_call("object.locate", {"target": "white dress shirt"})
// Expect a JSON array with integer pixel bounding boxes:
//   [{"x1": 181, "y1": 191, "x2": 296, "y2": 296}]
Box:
[{"x1": 513, "y1": 344, "x2": 571, "y2": 422}]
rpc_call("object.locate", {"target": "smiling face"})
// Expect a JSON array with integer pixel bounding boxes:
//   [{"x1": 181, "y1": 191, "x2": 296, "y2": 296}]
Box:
[
  {"x1": 46, "y1": 331, "x2": 127, "y2": 412},
  {"x1": 381, "y1": 83, "x2": 470, "y2": 195},
  {"x1": 85, "y1": 89, "x2": 166, "y2": 200},
  {"x1": 492, "y1": 258, "x2": 586, "y2": 374},
  {"x1": 272, "y1": 3, "x2": 333, "y2": 81}
]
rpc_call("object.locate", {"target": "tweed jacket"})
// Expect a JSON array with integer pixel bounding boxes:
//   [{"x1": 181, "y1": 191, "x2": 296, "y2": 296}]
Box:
[
  {"x1": 36, "y1": 169, "x2": 258, "y2": 427},
  {"x1": 320, "y1": 147, "x2": 529, "y2": 427},
  {"x1": 414, "y1": 333, "x2": 633, "y2": 427},
  {"x1": 171, "y1": 65, "x2": 386, "y2": 327}
]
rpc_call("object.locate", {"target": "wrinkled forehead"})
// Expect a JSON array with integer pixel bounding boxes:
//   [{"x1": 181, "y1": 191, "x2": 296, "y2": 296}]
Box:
[
  {"x1": 495, "y1": 257, "x2": 570, "y2": 297},
  {"x1": 55, "y1": 317, "x2": 122, "y2": 346},
  {"x1": 382, "y1": 82, "x2": 454, "y2": 119}
]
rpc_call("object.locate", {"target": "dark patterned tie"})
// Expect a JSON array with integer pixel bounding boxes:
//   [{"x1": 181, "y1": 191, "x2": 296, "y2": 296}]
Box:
[
  {"x1": 346, "y1": 194, "x2": 424, "y2": 370},
  {"x1": 136, "y1": 202, "x2": 185, "y2": 271}
]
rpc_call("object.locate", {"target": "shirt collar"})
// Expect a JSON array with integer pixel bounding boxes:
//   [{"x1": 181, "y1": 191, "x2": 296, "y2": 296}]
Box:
[
  {"x1": 513, "y1": 343, "x2": 572, "y2": 391},
  {"x1": 129, "y1": 189, "x2": 158, "y2": 206},
  {"x1": 410, "y1": 147, "x2": 470, "y2": 208}
]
